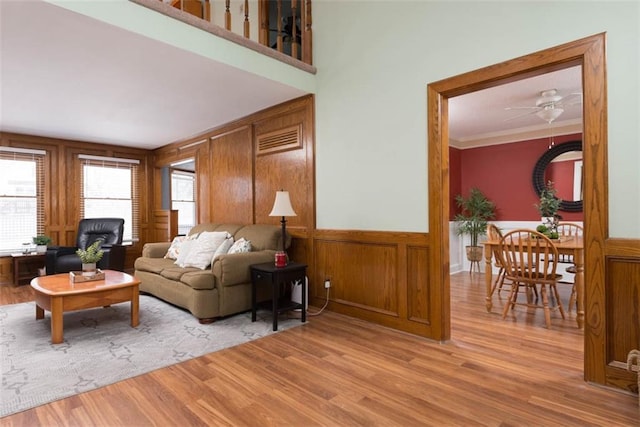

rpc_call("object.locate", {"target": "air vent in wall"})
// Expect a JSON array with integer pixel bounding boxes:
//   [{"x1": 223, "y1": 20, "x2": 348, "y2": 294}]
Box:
[{"x1": 256, "y1": 124, "x2": 302, "y2": 155}]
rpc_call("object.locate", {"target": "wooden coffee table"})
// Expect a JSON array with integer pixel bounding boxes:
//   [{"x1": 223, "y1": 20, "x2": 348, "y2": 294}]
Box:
[{"x1": 30, "y1": 270, "x2": 140, "y2": 344}]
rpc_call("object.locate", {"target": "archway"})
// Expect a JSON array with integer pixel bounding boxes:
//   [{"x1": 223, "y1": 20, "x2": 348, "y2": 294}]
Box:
[{"x1": 427, "y1": 33, "x2": 607, "y2": 383}]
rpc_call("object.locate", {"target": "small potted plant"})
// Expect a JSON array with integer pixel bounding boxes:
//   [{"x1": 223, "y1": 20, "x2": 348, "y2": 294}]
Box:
[
  {"x1": 76, "y1": 240, "x2": 104, "y2": 276},
  {"x1": 454, "y1": 188, "x2": 496, "y2": 266},
  {"x1": 32, "y1": 235, "x2": 52, "y2": 253},
  {"x1": 535, "y1": 180, "x2": 562, "y2": 237}
]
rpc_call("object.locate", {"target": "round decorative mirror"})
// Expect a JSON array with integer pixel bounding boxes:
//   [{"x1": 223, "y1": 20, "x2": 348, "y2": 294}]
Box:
[{"x1": 532, "y1": 140, "x2": 583, "y2": 212}]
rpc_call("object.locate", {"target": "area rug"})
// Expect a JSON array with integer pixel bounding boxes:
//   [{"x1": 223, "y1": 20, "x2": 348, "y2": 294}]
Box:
[{"x1": 0, "y1": 295, "x2": 300, "y2": 417}]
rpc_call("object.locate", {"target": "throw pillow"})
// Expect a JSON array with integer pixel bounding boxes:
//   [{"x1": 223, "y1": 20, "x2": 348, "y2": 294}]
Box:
[
  {"x1": 174, "y1": 234, "x2": 199, "y2": 267},
  {"x1": 164, "y1": 235, "x2": 186, "y2": 260},
  {"x1": 227, "y1": 238, "x2": 252, "y2": 254},
  {"x1": 212, "y1": 237, "x2": 234, "y2": 263},
  {"x1": 180, "y1": 231, "x2": 230, "y2": 269}
]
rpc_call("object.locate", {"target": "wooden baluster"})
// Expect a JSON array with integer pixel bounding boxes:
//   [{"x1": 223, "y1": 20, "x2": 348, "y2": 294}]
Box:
[
  {"x1": 276, "y1": 1, "x2": 283, "y2": 53},
  {"x1": 303, "y1": 0, "x2": 312, "y2": 64},
  {"x1": 225, "y1": 0, "x2": 231, "y2": 31},
  {"x1": 244, "y1": 0, "x2": 250, "y2": 38},
  {"x1": 291, "y1": 0, "x2": 298, "y2": 59}
]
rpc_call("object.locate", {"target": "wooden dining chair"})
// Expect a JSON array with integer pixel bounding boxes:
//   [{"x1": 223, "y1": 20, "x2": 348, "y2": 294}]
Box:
[
  {"x1": 487, "y1": 224, "x2": 507, "y2": 296},
  {"x1": 556, "y1": 222, "x2": 583, "y2": 312},
  {"x1": 500, "y1": 229, "x2": 566, "y2": 328}
]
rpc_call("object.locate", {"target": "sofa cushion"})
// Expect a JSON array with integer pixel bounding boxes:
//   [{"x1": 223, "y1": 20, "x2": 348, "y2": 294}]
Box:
[
  {"x1": 180, "y1": 231, "x2": 229, "y2": 269},
  {"x1": 235, "y1": 224, "x2": 282, "y2": 251},
  {"x1": 188, "y1": 223, "x2": 220, "y2": 236},
  {"x1": 213, "y1": 224, "x2": 245, "y2": 235},
  {"x1": 180, "y1": 270, "x2": 216, "y2": 290},
  {"x1": 134, "y1": 257, "x2": 175, "y2": 274},
  {"x1": 160, "y1": 266, "x2": 198, "y2": 281}
]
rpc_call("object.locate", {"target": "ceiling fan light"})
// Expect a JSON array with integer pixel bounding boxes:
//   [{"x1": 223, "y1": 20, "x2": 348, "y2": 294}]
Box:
[{"x1": 536, "y1": 106, "x2": 564, "y2": 123}]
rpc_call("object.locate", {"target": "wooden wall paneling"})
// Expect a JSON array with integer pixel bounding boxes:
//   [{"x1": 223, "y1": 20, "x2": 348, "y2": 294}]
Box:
[
  {"x1": 152, "y1": 210, "x2": 179, "y2": 243},
  {"x1": 210, "y1": 126, "x2": 254, "y2": 224},
  {"x1": 254, "y1": 107, "x2": 308, "y2": 229},
  {"x1": 312, "y1": 229, "x2": 431, "y2": 335},
  {"x1": 407, "y1": 245, "x2": 430, "y2": 324},
  {"x1": 315, "y1": 239, "x2": 398, "y2": 315},
  {"x1": 195, "y1": 142, "x2": 212, "y2": 224},
  {"x1": 603, "y1": 238, "x2": 640, "y2": 392},
  {"x1": 1, "y1": 132, "x2": 153, "y2": 271}
]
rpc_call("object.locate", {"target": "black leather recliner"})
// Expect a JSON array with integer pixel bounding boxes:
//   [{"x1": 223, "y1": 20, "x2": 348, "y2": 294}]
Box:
[{"x1": 45, "y1": 218, "x2": 126, "y2": 274}]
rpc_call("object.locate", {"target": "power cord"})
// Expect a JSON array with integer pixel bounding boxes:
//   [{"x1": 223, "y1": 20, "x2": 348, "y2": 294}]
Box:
[{"x1": 306, "y1": 287, "x2": 330, "y2": 316}]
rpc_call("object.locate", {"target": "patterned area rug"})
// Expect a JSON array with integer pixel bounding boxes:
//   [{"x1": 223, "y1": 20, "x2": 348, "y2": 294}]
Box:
[{"x1": 0, "y1": 295, "x2": 300, "y2": 417}]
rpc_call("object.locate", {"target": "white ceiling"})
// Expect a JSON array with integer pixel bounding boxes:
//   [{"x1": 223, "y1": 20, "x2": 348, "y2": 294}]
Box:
[
  {"x1": 449, "y1": 65, "x2": 583, "y2": 144},
  {"x1": 0, "y1": 1, "x2": 582, "y2": 151},
  {"x1": 0, "y1": 0, "x2": 307, "y2": 149}
]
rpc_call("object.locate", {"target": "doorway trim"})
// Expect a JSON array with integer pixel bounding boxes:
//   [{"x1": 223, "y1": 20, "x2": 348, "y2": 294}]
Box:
[{"x1": 427, "y1": 33, "x2": 607, "y2": 383}]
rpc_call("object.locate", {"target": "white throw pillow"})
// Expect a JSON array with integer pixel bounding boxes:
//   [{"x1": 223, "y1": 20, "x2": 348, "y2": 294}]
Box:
[
  {"x1": 227, "y1": 238, "x2": 252, "y2": 254},
  {"x1": 164, "y1": 235, "x2": 186, "y2": 260},
  {"x1": 180, "y1": 231, "x2": 230, "y2": 269},
  {"x1": 174, "y1": 234, "x2": 199, "y2": 267},
  {"x1": 212, "y1": 237, "x2": 234, "y2": 263}
]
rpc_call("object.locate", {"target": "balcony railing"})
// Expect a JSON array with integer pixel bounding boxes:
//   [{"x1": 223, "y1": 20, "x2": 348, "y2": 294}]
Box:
[{"x1": 133, "y1": 0, "x2": 313, "y2": 67}]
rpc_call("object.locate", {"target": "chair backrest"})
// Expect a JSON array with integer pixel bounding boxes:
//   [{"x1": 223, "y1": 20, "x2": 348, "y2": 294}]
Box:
[
  {"x1": 76, "y1": 218, "x2": 125, "y2": 249},
  {"x1": 557, "y1": 222, "x2": 583, "y2": 237},
  {"x1": 499, "y1": 228, "x2": 559, "y2": 284},
  {"x1": 556, "y1": 222, "x2": 583, "y2": 263}
]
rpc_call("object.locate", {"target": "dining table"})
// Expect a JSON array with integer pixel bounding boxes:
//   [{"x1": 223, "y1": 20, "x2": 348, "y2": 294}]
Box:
[{"x1": 482, "y1": 234, "x2": 584, "y2": 329}]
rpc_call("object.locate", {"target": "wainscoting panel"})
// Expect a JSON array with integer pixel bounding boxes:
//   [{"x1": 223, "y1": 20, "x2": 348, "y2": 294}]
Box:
[
  {"x1": 315, "y1": 240, "x2": 398, "y2": 316},
  {"x1": 313, "y1": 230, "x2": 431, "y2": 336},
  {"x1": 604, "y1": 254, "x2": 640, "y2": 392},
  {"x1": 407, "y1": 245, "x2": 430, "y2": 324}
]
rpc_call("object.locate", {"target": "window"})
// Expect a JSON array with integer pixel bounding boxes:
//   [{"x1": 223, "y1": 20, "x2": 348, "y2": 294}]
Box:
[
  {"x1": 171, "y1": 169, "x2": 196, "y2": 235},
  {"x1": 79, "y1": 155, "x2": 140, "y2": 244},
  {"x1": 0, "y1": 147, "x2": 45, "y2": 252}
]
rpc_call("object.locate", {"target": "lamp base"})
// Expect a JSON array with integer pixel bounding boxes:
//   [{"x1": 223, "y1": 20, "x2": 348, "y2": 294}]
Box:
[{"x1": 275, "y1": 251, "x2": 287, "y2": 267}]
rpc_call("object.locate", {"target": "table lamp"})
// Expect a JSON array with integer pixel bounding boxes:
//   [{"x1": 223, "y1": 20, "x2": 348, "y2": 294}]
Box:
[{"x1": 269, "y1": 190, "x2": 297, "y2": 267}]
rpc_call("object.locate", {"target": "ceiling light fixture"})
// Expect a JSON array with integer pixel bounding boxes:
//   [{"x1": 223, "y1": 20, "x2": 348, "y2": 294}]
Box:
[{"x1": 535, "y1": 105, "x2": 564, "y2": 124}]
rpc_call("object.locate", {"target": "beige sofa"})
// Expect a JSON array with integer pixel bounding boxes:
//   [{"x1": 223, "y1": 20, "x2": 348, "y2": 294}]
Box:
[{"x1": 134, "y1": 223, "x2": 287, "y2": 323}]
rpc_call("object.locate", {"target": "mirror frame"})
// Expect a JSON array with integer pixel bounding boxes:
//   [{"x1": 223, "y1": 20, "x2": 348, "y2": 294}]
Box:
[{"x1": 532, "y1": 140, "x2": 583, "y2": 212}]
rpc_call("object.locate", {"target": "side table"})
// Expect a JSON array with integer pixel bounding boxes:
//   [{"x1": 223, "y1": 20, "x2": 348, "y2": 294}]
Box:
[
  {"x1": 250, "y1": 261, "x2": 307, "y2": 331},
  {"x1": 11, "y1": 253, "x2": 46, "y2": 285}
]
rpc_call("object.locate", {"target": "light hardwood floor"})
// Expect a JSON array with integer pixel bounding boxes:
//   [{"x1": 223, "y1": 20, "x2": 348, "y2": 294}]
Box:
[{"x1": 1, "y1": 272, "x2": 638, "y2": 426}]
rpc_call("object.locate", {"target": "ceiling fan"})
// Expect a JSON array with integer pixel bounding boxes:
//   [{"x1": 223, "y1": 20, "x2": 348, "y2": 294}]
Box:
[{"x1": 505, "y1": 89, "x2": 582, "y2": 124}]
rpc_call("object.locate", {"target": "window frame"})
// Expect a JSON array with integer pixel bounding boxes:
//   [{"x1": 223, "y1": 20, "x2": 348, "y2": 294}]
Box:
[
  {"x1": 0, "y1": 147, "x2": 46, "y2": 253},
  {"x1": 79, "y1": 154, "x2": 140, "y2": 244}
]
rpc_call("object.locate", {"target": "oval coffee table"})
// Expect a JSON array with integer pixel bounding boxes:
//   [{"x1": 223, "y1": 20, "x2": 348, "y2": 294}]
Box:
[{"x1": 30, "y1": 270, "x2": 140, "y2": 344}]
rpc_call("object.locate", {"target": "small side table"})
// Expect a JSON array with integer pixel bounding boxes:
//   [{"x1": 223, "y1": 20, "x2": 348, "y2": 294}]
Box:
[
  {"x1": 250, "y1": 261, "x2": 307, "y2": 331},
  {"x1": 11, "y1": 253, "x2": 46, "y2": 285}
]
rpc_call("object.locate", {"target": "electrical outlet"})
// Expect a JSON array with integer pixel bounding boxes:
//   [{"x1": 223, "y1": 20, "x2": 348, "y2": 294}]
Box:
[{"x1": 324, "y1": 279, "x2": 331, "y2": 289}]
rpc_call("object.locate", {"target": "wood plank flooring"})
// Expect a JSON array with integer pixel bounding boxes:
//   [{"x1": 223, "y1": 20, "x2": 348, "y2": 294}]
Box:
[{"x1": 1, "y1": 272, "x2": 638, "y2": 426}]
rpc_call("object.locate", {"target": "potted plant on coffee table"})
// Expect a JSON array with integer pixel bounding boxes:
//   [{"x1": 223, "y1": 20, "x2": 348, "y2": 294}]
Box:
[
  {"x1": 32, "y1": 235, "x2": 52, "y2": 253},
  {"x1": 76, "y1": 240, "x2": 104, "y2": 276},
  {"x1": 454, "y1": 188, "x2": 496, "y2": 272}
]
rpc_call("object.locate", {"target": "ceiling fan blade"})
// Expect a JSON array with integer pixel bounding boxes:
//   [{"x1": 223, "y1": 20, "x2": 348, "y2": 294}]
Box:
[
  {"x1": 558, "y1": 93, "x2": 583, "y2": 106},
  {"x1": 503, "y1": 109, "x2": 539, "y2": 122},
  {"x1": 504, "y1": 106, "x2": 540, "y2": 110}
]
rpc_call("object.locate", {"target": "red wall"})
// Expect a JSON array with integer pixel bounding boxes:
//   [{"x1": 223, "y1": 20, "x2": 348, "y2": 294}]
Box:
[
  {"x1": 450, "y1": 147, "x2": 462, "y2": 220},
  {"x1": 450, "y1": 133, "x2": 583, "y2": 221}
]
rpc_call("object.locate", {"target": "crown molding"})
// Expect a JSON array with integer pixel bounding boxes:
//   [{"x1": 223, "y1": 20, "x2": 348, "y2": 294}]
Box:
[{"x1": 450, "y1": 119, "x2": 582, "y2": 149}]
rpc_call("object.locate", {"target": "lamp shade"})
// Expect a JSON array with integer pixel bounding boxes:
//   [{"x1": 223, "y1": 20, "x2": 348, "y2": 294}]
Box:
[{"x1": 269, "y1": 191, "x2": 297, "y2": 217}]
